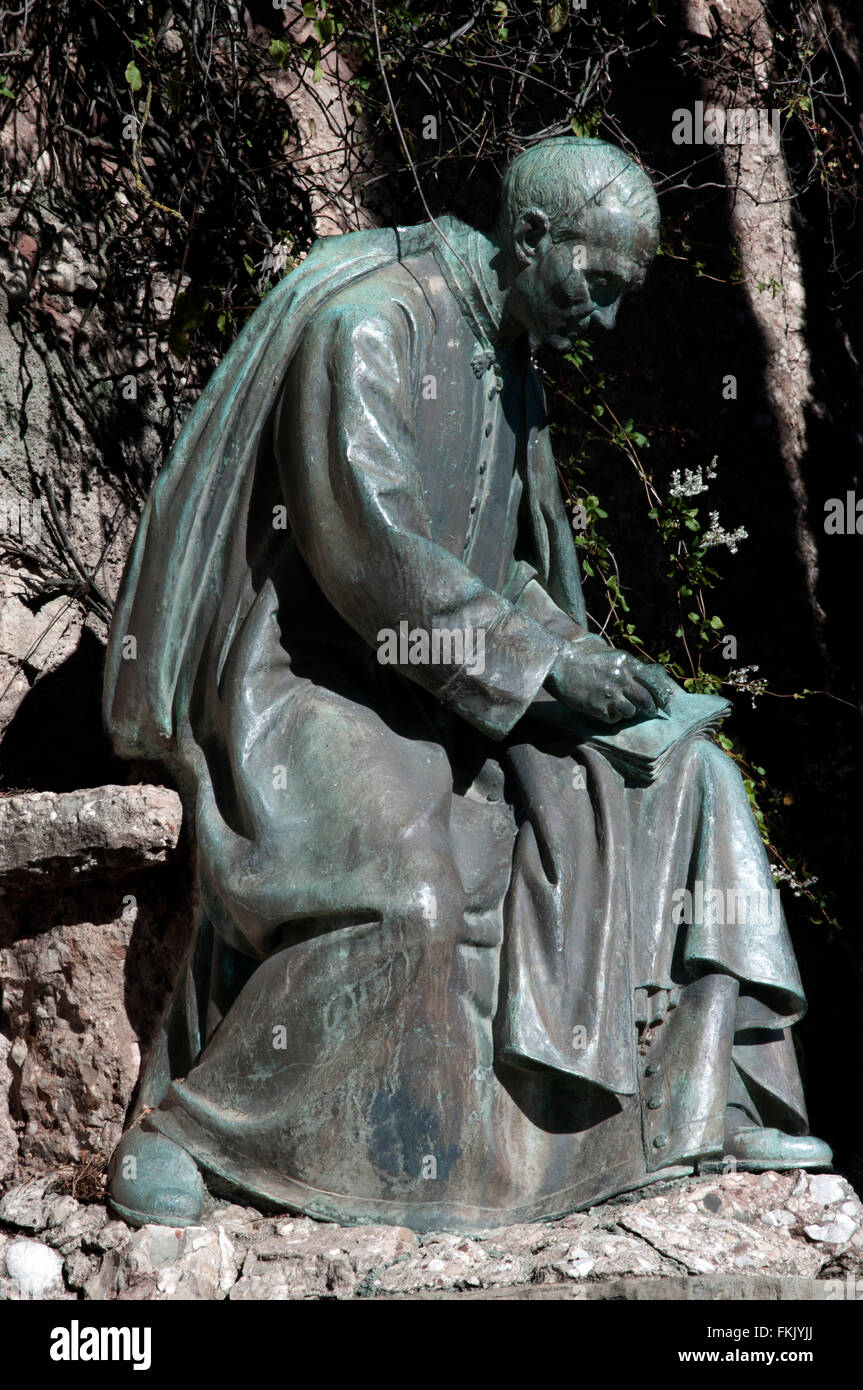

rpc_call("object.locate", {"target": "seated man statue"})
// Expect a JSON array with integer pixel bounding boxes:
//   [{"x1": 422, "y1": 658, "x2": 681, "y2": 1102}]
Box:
[{"x1": 103, "y1": 136, "x2": 830, "y2": 1230}]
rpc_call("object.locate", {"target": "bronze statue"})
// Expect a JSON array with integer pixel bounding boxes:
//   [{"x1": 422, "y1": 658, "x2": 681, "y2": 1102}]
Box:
[{"x1": 103, "y1": 138, "x2": 830, "y2": 1231}]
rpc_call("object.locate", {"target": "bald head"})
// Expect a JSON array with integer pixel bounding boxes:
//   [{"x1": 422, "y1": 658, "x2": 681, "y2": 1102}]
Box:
[
  {"x1": 495, "y1": 138, "x2": 659, "y2": 350},
  {"x1": 498, "y1": 137, "x2": 660, "y2": 255}
]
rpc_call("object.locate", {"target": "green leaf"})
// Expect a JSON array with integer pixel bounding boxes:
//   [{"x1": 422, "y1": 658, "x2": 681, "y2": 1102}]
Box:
[
  {"x1": 548, "y1": 2, "x2": 570, "y2": 34},
  {"x1": 168, "y1": 331, "x2": 190, "y2": 360},
  {"x1": 269, "y1": 38, "x2": 292, "y2": 68},
  {"x1": 709, "y1": 615, "x2": 723, "y2": 629},
  {"x1": 125, "y1": 61, "x2": 142, "y2": 93}
]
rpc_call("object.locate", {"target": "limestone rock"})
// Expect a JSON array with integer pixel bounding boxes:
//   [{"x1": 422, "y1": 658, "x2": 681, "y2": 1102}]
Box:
[
  {"x1": 230, "y1": 1222, "x2": 418, "y2": 1300},
  {"x1": 0, "y1": 785, "x2": 182, "y2": 891},
  {"x1": 806, "y1": 1175, "x2": 849, "y2": 1208},
  {"x1": 64, "y1": 1249, "x2": 100, "y2": 1291},
  {"x1": 84, "y1": 1223, "x2": 238, "y2": 1302},
  {"x1": 42, "y1": 1198, "x2": 111, "y2": 1255},
  {"x1": 804, "y1": 1215, "x2": 858, "y2": 1246},
  {"x1": 2, "y1": 1164, "x2": 860, "y2": 1300},
  {"x1": 0, "y1": 589, "x2": 83, "y2": 737},
  {"x1": 2, "y1": 1236, "x2": 67, "y2": 1298},
  {"x1": 616, "y1": 1171, "x2": 859, "y2": 1277},
  {"x1": 0, "y1": 866, "x2": 191, "y2": 1180},
  {"x1": 0, "y1": 1035, "x2": 15, "y2": 1185},
  {"x1": 0, "y1": 1174, "x2": 62, "y2": 1230}
]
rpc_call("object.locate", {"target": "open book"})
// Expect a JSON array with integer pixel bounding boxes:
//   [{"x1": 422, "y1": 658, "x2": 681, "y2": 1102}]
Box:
[{"x1": 529, "y1": 682, "x2": 731, "y2": 785}]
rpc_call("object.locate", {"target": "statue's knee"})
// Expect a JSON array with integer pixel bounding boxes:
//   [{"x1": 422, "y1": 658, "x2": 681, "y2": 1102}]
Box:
[
  {"x1": 391, "y1": 866, "x2": 465, "y2": 945},
  {"x1": 690, "y1": 736, "x2": 743, "y2": 786}
]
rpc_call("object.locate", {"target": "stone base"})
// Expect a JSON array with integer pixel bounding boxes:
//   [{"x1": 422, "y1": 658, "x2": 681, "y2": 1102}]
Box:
[
  {"x1": 378, "y1": 1275, "x2": 860, "y2": 1300},
  {"x1": 0, "y1": 1169, "x2": 860, "y2": 1301},
  {"x1": 0, "y1": 786, "x2": 190, "y2": 1186}
]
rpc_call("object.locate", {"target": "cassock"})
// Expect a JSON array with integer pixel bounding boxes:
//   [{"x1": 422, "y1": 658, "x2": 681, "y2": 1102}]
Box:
[{"x1": 104, "y1": 217, "x2": 809, "y2": 1231}]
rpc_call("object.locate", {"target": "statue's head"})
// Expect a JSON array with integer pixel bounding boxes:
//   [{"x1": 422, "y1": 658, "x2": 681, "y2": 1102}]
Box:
[{"x1": 497, "y1": 137, "x2": 660, "y2": 351}]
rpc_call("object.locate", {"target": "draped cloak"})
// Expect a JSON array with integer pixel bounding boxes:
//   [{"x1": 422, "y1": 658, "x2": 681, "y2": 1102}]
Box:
[{"x1": 103, "y1": 217, "x2": 810, "y2": 1231}]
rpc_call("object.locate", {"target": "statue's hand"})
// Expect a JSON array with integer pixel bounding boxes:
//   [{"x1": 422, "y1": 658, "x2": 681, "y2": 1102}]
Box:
[{"x1": 546, "y1": 644, "x2": 664, "y2": 725}]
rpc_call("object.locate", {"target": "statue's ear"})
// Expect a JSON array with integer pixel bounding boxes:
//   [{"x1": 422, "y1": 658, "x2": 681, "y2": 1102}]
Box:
[{"x1": 512, "y1": 208, "x2": 551, "y2": 265}]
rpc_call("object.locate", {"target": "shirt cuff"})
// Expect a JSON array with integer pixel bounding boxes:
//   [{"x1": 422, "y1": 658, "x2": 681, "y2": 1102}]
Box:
[{"x1": 439, "y1": 603, "x2": 564, "y2": 740}]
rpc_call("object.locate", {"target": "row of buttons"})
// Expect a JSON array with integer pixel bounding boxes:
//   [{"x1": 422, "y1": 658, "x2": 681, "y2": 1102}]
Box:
[
  {"x1": 463, "y1": 366, "x2": 501, "y2": 553},
  {"x1": 643, "y1": 1053, "x2": 669, "y2": 1153}
]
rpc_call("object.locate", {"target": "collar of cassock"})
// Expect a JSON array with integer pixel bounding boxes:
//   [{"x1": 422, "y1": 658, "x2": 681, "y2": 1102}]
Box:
[{"x1": 427, "y1": 218, "x2": 506, "y2": 387}]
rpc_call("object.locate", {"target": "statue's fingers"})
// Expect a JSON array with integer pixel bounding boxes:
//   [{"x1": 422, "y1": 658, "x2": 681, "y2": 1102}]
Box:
[
  {"x1": 631, "y1": 664, "x2": 674, "y2": 710},
  {"x1": 623, "y1": 678, "x2": 658, "y2": 718},
  {"x1": 607, "y1": 693, "x2": 638, "y2": 722}
]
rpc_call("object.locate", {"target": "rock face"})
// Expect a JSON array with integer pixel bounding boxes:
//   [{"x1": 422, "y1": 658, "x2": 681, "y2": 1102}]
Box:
[
  {"x1": 0, "y1": 785, "x2": 191, "y2": 1186},
  {"x1": 0, "y1": 784, "x2": 182, "y2": 890},
  {"x1": 0, "y1": 1170, "x2": 860, "y2": 1301}
]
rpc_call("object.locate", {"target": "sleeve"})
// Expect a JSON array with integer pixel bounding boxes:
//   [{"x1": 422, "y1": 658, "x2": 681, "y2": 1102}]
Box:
[
  {"x1": 504, "y1": 562, "x2": 591, "y2": 642},
  {"x1": 273, "y1": 298, "x2": 564, "y2": 739}
]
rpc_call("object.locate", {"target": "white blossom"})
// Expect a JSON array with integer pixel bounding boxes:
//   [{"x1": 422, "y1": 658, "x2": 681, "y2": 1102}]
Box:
[
  {"x1": 725, "y1": 664, "x2": 768, "y2": 705},
  {"x1": 701, "y1": 510, "x2": 748, "y2": 554},
  {"x1": 668, "y1": 456, "x2": 718, "y2": 499},
  {"x1": 725, "y1": 664, "x2": 761, "y2": 688},
  {"x1": 773, "y1": 864, "x2": 819, "y2": 897}
]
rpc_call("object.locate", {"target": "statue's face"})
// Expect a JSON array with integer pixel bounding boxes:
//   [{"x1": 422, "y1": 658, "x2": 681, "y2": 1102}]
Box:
[{"x1": 502, "y1": 203, "x2": 656, "y2": 352}]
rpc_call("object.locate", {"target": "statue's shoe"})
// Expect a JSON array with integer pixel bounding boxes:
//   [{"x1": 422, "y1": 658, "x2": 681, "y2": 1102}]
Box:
[
  {"x1": 108, "y1": 1127, "x2": 204, "y2": 1228},
  {"x1": 724, "y1": 1127, "x2": 833, "y2": 1172}
]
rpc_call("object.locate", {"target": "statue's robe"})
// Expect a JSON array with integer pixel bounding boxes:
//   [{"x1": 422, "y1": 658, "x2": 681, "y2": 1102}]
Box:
[{"x1": 105, "y1": 219, "x2": 809, "y2": 1231}]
